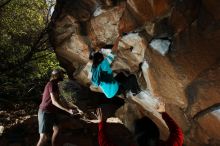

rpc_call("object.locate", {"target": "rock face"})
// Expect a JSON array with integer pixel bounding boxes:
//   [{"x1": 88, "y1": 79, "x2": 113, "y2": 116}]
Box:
[{"x1": 49, "y1": 0, "x2": 220, "y2": 145}]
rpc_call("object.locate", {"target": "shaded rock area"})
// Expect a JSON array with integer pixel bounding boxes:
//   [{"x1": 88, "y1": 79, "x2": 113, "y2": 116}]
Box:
[{"x1": 2, "y1": 0, "x2": 218, "y2": 146}]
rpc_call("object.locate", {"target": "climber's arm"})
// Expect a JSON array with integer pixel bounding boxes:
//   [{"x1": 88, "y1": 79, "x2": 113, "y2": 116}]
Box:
[
  {"x1": 100, "y1": 49, "x2": 115, "y2": 65},
  {"x1": 157, "y1": 102, "x2": 184, "y2": 146},
  {"x1": 97, "y1": 108, "x2": 117, "y2": 146},
  {"x1": 162, "y1": 112, "x2": 184, "y2": 146},
  {"x1": 50, "y1": 92, "x2": 74, "y2": 114}
]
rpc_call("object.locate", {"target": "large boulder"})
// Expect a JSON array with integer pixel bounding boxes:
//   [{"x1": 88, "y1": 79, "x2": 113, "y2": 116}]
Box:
[{"x1": 49, "y1": 0, "x2": 220, "y2": 145}]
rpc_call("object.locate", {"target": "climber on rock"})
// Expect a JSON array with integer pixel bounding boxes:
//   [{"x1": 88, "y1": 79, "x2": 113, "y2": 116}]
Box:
[
  {"x1": 97, "y1": 102, "x2": 184, "y2": 146},
  {"x1": 89, "y1": 35, "x2": 141, "y2": 99},
  {"x1": 37, "y1": 69, "x2": 78, "y2": 146}
]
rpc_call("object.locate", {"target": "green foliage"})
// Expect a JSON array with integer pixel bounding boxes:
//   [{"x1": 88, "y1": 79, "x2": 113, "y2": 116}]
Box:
[
  {"x1": 0, "y1": 0, "x2": 46, "y2": 64},
  {"x1": 0, "y1": 0, "x2": 60, "y2": 100},
  {"x1": 59, "y1": 79, "x2": 82, "y2": 107}
]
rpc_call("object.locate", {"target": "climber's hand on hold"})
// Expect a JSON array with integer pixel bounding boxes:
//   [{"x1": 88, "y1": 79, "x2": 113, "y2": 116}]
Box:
[
  {"x1": 67, "y1": 109, "x2": 74, "y2": 115},
  {"x1": 96, "y1": 108, "x2": 103, "y2": 122},
  {"x1": 157, "y1": 102, "x2": 166, "y2": 113},
  {"x1": 118, "y1": 31, "x2": 122, "y2": 37},
  {"x1": 68, "y1": 108, "x2": 78, "y2": 115}
]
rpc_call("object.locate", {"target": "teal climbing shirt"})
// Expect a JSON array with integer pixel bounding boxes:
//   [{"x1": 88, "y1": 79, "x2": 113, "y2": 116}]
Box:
[{"x1": 91, "y1": 54, "x2": 119, "y2": 98}]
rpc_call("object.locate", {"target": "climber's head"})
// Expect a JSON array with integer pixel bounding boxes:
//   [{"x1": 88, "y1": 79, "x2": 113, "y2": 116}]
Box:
[
  {"x1": 134, "y1": 116, "x2": 160, "y2": 146},
  {"x1": 50, "y1": 69, "x2": 65, "y2": 81},
  {"x1": 92, "y1": 52, "x2": 104, "y2": 68}
]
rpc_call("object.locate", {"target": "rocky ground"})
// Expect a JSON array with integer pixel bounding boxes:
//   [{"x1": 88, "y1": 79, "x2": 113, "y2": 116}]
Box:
[
  {"x1": 0, "y1": 101, "x2": 39, "y2": 146},
  {"x1": 0, "y1": 101, "x2": 38, "y2": 130},
  {"x1": 0, "y1": 100, "x2": 133, "y2": 146}
]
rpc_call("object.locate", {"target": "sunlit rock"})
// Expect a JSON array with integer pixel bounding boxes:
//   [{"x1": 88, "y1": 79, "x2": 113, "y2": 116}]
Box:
[
  {"x1": 93, "y1": 6, "x2": 107, "y2": 17},
  {"x1": 149, "y1": 38, "x2": 171, "y2": 56},
  {"x1": 112, "y1": 33, "x2": 146, "y2": 73},
  {"x1": 88, "y1": 6, "x2": 124, "y2": 45},
  {"x1": 55, "y1": 34, "x2": 90, "y2": 76}
]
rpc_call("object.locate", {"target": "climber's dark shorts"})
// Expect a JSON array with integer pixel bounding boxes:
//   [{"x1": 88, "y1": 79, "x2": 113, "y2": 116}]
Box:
[
  {"x1": 38, "y1": 110, "x2": 68, "y2": 133},
  {"x1": 115, "y1": 72, "x2": 141, "y2": 95}
]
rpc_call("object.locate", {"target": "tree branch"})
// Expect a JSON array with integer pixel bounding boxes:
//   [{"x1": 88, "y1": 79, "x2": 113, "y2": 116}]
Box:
[
  {"x1": 30, "y1": 51, "x2": 52, "y2": 61},
  {"x1": 2, "y1": 27, "x2": 49, "y2": 71}
]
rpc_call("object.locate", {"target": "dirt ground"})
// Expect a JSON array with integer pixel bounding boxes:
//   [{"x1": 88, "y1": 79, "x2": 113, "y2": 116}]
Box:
[
  {"x1": 0, "y1": 101, "x2": 38, "y2": 129},
  {"x1": 0, "y1": 101, "x2": 39, "y2": 146}
]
